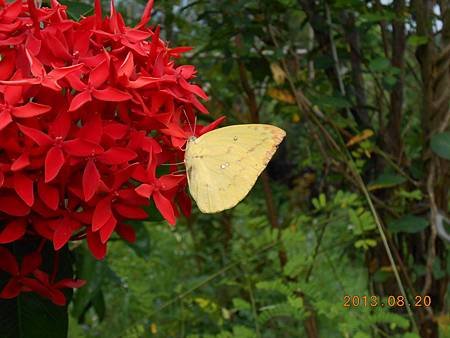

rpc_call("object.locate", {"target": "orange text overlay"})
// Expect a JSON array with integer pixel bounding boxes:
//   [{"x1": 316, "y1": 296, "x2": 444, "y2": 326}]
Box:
[{"x1": 343, "y1": 295, "x2": 431, "y2": 308}]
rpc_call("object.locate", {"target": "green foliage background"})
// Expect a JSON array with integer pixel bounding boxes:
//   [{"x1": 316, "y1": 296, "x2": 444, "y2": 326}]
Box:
[{"x1": 60, "y1": 0, "x2": 450, "y2": 337}]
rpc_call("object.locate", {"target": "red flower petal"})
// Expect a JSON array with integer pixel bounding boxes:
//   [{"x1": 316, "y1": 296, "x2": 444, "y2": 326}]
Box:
[
  {"x1": 47, "y1": 64, "x2": 84, "y2": 81},
  {"x1": 25, "y1": 49, "x2": 45, "y2": 78},
  {"x1": 179, "y1": 77, "x2": 208, "y2": 100},
  {"x1": 32, "y1": 219, "x2": 54, "y2": 240},
  {"x1": 11, "y1": 151, "x2": 30, "y2": 171},
  {"x1": 103, "y1": 122, "x2": 128, "y2": 140},
  {"x1": 89, "y1": 59, "x2": 110, "y2": 88},
  {"x1": 92, "y1": 196, "x2": 113, "y2": 231},
  {"x1": 99, "y1": 215, "x2": 117, "y2": 243},
  {"x1": 0, "y1": 194, "x2": 30, "y2": 216},
  {"x1": 116, "y1": 223, "x2": 136, "y2": 243},
  {"x1": 21, "y1": 277, "x2": 53, "y2": 301},
  {"x1": 0, "y1": 50, "x2": 16, "y2": 80},
  {"x1": 0, "y1": 219, "x2": 27, "y2": 244},
  {"x1": 63, "y1": 139, "x2": 102, "y2": 157},
  {"x1": 0, "y1": 247, "x2": 19, "y2": 275},
  {"x1": 50, "y1": 110, "x2": 72, "y2": 140},
  {"x1": 53, "y1": 218, "x2": 73, "y2": 250},
  {"x1": 68, "y1": 90, "x2": 92, "y2": 112},
  {"x1": 159, "y1": 175, "x2": 186, "y2": 191},
  {"x1": 153, "y1": 191, "x2": 176, "y2": 225},
  {"x1": 45, "y1": 146, "x2": 65, "y2": 183},
  {"x1": 0, "y1": 279, "x2": 21, "y2": 299},
  {"x1": 78, "y1": 114, "x2": 103, "y2": 144},
  {"x1": 54, "y1": 278, "x2": 86, "y2": 289},
  {"x1": 48, "y1": 288, "x2": 67, "y2": 306},
  {"x1": 83, "y1": 159, "x2": 100, "y2": 201},
  {"x1": 0, "y1": 111, "x2": 12, "y2": 130},
  {"x1": 136, "y1": 0, "x2": 154, "y2": 29},
  {"x1": 191, "y1": 95, "x2": 209, "y2": 114},
  {"x1": 117, "y1": 51, "x2": 134, "y2": 79},
  {"x1": 96, "y1": 147, "x2": 137, "y2": 165},
  {"x1": 177, "y1": 190, "x2": 192, "y2": 218},
  {"x1": 114, "y1": 203, "x2": 147, "y2": 219},
  {"x1": 198, "y1": 116, "x2": 226, "y2": 136},
  {"x1": 135, "y1": 183, "x2": 153, "y2": 198},
  {"x1": 87, "y1": 230, "x2": 107, "y2": 260},
  {"x1": 11, "y1": 102, "x2": 51, "y2": 118},
  {"x1": 17, "y1": 124, "x2": 53, "y2": 147},
  {"x1": 13, "y1": 172, "x2": 34, "y2": 206},
  {"x1": 92, "y1": 87, "x2": 131, "y2": 102},
  {"x1": 21, "y1": 252, "x2": 42, "y2": 275},
  {"x1": 37, "y1": 180, "x2": 59, "y2": 210}
]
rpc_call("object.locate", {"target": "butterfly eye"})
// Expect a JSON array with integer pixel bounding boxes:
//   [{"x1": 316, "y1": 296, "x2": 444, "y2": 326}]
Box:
[{"x1": 233, "y1": 136, "x2": 238, "y2": 141}]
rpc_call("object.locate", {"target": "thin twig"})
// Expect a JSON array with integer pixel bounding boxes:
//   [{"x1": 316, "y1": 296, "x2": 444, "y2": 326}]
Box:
[
  {"x1": 147, "y1": 241, "x2": 279, "y2": 317},
  {"x1": 422, "y1": 161, "x2": 437, "y2": 296},
  {"x1": 267, "y1": 24, "x2": 420, "y2": 334}
]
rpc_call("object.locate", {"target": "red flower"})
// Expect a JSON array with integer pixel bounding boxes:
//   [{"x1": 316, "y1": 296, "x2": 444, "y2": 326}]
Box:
[
  {"x1": 134, "y1": 160, "x2": 185, "y2": 225},
  {"x1": 0, "y1": 86, "x2": 51, "y2": 131},
  {"x1": 0, "y1": 49, "x2": 84, "y2": 91},
  {"x1": 0, "y1": 246, "x2": 84, "y2": 305},
  {"x1": 0, "y1": 0, "x2": 215, "y2": 304}
]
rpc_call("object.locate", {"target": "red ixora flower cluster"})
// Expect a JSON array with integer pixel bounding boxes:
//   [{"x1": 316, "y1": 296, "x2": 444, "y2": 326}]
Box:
[{"x1": 0, "y1": 0, "x2": 220, "y2": 305}]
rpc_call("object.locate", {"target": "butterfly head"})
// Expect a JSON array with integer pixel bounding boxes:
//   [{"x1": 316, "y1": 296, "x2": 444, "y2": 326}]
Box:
[{"x1": 187, "y1": 135, "x2": 197, "y2": 143}]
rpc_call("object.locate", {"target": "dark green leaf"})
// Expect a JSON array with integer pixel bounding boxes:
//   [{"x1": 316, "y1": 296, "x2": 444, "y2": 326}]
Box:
[
  {"x1": 430, "y1": 132, "x2": 450, "y2": 160},
  {"x1": 368, "y1": 173, "x2": 407, "y2": 190},
  {"x1": 313, "y1": 95, "x2": 351, "y2": 109},
  {"x1": 368, "y1": 57, "x2": 391, "y2": 72},
  {"x1": 0, "y1": 242, "x2": 73, "y2": 338},
  {"x1": 59, "y1": 1, "x2": 93, "y2": 20},
  {"x1": 126, "y1": 222, "x2": 152, "y2": 259},
  {"x1": 71, "y1": 246, "x2": 108, "y2": 319},
  {"x1": 432, "y1": 258, "x2": 445, "y2": 279},
  {"x1": 0, "y1": 294, "x2": 68, "y2": 338},
  {"x1": 388, "y1": 214, "x2": 428, "y2": 233},
  {"x1": 92, "y1": 290, "x2": 106, "y2": 322},
  {"x1": 408, "y1": 35, "x2": 429, "y2": 47}
]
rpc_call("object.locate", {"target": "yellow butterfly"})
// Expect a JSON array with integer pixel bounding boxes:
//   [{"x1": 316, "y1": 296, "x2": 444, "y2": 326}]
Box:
[{"x1": 185, "y1": 124, "x2": 286, "y2": 213}]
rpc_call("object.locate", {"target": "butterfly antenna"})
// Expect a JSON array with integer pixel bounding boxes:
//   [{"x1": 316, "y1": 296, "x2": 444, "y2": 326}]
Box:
[
  {"x1": 160, "y1": 161, "x2": 185, "y2": 166},
  {"x1": 171, "y1": 169, "x2": 187, "y2": 176},
  {"x1": 183, "y1": 109, "x2": 195, "y2": 137}
]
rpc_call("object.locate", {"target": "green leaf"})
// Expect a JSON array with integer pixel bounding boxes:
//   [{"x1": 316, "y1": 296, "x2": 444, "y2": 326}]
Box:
[
  {"x1": 408, "y1": 35, "x2": 428, "y2": 47},
  {"x1": 0, "y1": 294, "x2": 68, "y2": 338},
  {"x1": 432, "y1": 257, "x2": 445, "y2": 279},
  {"x1": 359, "y1": 11, "x2": 395, "y2": 23},
  {"x1": 126, "y1": 222, "x2": 151, "y2": 259},
  {"x1": 388, "y1": 214, "x2": 428, "y2": 233},
  {"x1": 71, "y1": 246, "x2": 108, "y2": 319},
  {"x1": 354, "y1": 332, "x2": 371, "y2": 338},
  {"x1": 278, "y1": 0, "x2": 296, "y2": 6},
  {"x1": 382, "y1": 75, "x2": 398, "y2": 90},
  {"x1": 402, "y1": 334, "x2": 421, "y2": 338},
  {"x1": 92, "y1": 290, "x2": 106, "y2": 322},
  {"x1": 232, "y1": 298, "x2": 251, "y2": 311},
  {"x1": 314, "y1": 95, "x2": 351, "y2": 109},
  {"x1": 59, "y1": 1, "x2": 93, "y2": 20},
  {"x1": 430, "y1": 132, "x2": 450, "y2": 160},
  {"x1": 354, "y1": 239, "x2": 377, "y2": 249},
  {"x1": 0, "y1": 242, "x2": 73, "y2": 338},
  {"x1": 368, "y1": 173, "x2": 406, "y2": 191},
  {"x1": 369, "y1": 57, "x2": 391, "y2": 72}
]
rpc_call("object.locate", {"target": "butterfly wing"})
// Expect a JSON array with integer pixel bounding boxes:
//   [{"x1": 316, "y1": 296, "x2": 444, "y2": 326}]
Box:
[{"x1": 185, "y1": 124, "x2": 286, "y2": 213}]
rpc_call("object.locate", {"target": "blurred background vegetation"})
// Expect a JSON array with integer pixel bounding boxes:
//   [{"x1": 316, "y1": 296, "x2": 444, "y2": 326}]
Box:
[{"x1": 60, "y1": 0, "x2": 450, "y2": 337}]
